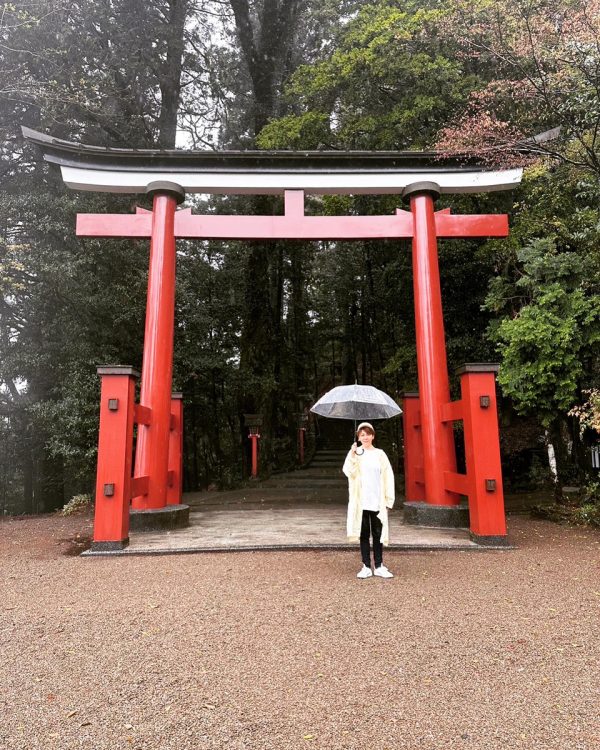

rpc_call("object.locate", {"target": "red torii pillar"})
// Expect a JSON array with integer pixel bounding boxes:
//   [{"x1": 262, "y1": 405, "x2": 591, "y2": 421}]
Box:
[
  {"x1": 401, "y1": 181, "x2": 465, "y2": 527},
  {"x1": 407, "y1": 183, "x2": 460, "y2": 509},
  {"x1": 400, "y1": 182, "x2": 507, "y2": 536},
  {"x1": 82, "y1": 181, "x2": 189, "y2": 533},
  {"x1": 131, "y1": 184, "x2": 182, "y2": 512}
]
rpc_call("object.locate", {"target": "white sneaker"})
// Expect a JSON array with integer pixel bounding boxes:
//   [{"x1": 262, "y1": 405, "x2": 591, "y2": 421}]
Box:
[
  {"x1": 374, "y1": 565, "x2": 394, "y2": 578},
  {"x1": 357, "y1": 564, "x2": 373, "y2": 579}
]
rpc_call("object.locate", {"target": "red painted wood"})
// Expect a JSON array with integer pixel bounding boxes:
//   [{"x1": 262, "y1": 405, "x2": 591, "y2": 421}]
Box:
[
  {"x1": 77, "y1": 213, "x2": 153, "y2": 237},
  {"x1": 130, "y1": 475, "x2": 149, "y2": 498},
  {"x1": 132, "y1": 194, "x2": 178, "y2": 510},
  {"x1": 93, "y1": 372, "x2": 136, "y2": 544},
  {"x1": 178, "y1": 212, "x2": 416, "y2": 240},
  {"x1": 441, "y1": 400, "x2": 464, "y2": 422},
  {"x1": 402, "y1": 395, "x2": 426, "y2": 501},
  {"x1": 250, "y1": 434, "x2": 259, "y2": 478},
  {"x1": 83, "y1": 192, "x2": 509, "y2": 528},
  {"x1": 167, "y1": 396, "x2": 183, "y2": 505},
  {"x1": 460, "y1": 370, "x2": 507, "y2": 537},
  {"x1": 133, "y1": 404, "x2": 152, "y2": 425},
  {"x1": 443, "y1": 470, "x2": 470, "y2": 496},
  {"x1": 298, "y1": 427, "x2": 305, "y2": 465},
  {"x1": 434, "y1": 213, "x2": 508, "y2": 237},
  {"x1": 410, "y1": 192, "x2": 460, "y2": 506},
  {"x1": 285, "y1": 190, "x2": 305, "y2": 217},
  {"x1": 76, "y1": 208, "x2": 508, "y2": 240}
]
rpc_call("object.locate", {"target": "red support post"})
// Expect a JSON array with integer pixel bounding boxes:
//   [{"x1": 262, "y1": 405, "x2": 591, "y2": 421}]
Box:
[
  {"x1": 249, "y1": 431, "x2": 260, "y2": 478},
  {"x1": 407, "y1": 184, "x2": 460, "y2": 507},
  {"x1": 401, "y1": 393, "x2": 425, "y2": 502},
  {"x1": 132, "y1": 186, "x2": 183, "y2": 510},
  {"x1": 459, "y1": 364, "x2": 507, "y2": 542},
  {"x1": 92, "y1": 366, "x2": 138, "y2": 550},
  {"x1": 167, "y1": 393, "x2": 183, "y2": 505}
]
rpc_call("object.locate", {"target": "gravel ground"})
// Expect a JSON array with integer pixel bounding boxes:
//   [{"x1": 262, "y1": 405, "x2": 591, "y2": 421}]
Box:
[{"x1": 1, "y1": 512, "x2": 599, "y2": 750}]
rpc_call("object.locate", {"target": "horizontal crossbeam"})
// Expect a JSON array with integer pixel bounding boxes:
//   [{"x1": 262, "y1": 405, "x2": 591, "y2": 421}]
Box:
[
  {"x1": 441, "y1": 400, "x2": 464, "y2": 422},
  {"x1": 130, "y1": 475, "x2": 149, "y2": 498},
  {"x1": 443, "y1": 471, "x2": 470, "y2": 496},
  {"x1": 77, "y1": 207, "x2": 508, "y2": 241},
  {"x1": 134, "y1": 404, "x2": 152, "y2": 426}
]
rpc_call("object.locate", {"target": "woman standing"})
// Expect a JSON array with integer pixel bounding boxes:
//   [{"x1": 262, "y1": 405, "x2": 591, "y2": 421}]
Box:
[{"x1": 343, "y1": 422, "x2": 395, "y2": 579}]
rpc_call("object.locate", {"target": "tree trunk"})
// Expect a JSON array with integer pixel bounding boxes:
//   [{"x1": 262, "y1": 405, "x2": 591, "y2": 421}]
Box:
[
  {"x1": 229, "y1": 0, "x2": 302, "y2": 135},
  {"x1": 157, "y1": 0, "x2": 188, "y2": 148},
  {"x1": 229, "y1": 1, "x2": 304, "y2": 473},
  {"x1": 546, "y1": 417, "x2": 579, "y2": 499}
]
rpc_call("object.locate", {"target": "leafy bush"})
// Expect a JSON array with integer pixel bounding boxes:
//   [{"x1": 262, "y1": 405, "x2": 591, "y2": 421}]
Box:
[{"x1": 60, "y1": 493, "x2": 92, "y2": 516}]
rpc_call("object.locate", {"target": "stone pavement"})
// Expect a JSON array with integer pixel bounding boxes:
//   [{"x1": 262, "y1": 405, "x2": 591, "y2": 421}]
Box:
[{"x1": 83, "y1": 484, "x2": 519, "y2": 556}]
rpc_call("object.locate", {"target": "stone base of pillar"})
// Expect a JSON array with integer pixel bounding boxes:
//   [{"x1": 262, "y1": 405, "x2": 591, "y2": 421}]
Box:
[
  {"x1": 129, "y1": 504, "x2": 190, "y2": 532},
  {"x1": 470, "y1": 532, "x2": 511, "y2": 548},
  {"x1": 90, "y1": 539, "x2": 129, "y2": 552},
  {"x1": 403, "y1": 501, "x2": 469, "y2": 528}
]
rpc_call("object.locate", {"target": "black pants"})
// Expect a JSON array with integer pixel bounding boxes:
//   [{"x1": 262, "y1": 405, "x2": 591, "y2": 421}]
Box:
[{"x1": 360, "y1": 510, "x2": 383, "y2": 568}]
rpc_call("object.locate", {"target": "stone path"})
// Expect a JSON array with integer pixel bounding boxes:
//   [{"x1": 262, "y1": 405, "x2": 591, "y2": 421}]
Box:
[{"x1": 84, "y1": 491, "x2": 502, "y2": 555}]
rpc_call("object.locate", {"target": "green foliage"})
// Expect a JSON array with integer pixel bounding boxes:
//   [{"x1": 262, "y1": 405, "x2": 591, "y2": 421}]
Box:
[
  {"x1": 60, "y1": 493, "x2": 92, "y2": 516},
  {"x1": 258, "y1": 0, "x2": 476, "y2": 149},
  {"x1": 569, "y1": 389, "x2": 600, "y2": 436},
  {"x1": 481, "y1": 160, "x2": 600, "y2": 445},
  {"x1": 574, "y1": 503, "x2": 600, "y2": 527},
  {"x1": 435, "y1": 0, "x2": 600, "y2": 175},
  {"x1": 257, "y1": 112, "x2": 330, "y2": 149},
  {"x1": 488, "y1": 238, "x2": 600, "y2": 425}
]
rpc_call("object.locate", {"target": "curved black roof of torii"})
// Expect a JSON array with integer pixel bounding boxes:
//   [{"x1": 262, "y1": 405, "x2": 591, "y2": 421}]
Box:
[{"x1": 22, "y1": 126, "x2": 526, "y2": 196}]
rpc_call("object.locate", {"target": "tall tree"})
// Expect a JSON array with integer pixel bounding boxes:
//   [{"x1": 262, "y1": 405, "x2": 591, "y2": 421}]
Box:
[
  {"x1": 435, "y1": 0, "x2": 600, "y2": 175},
  {"x1": 222, "y1": 1, "x2": 318, "y2": 473},
  {"x1": 0, "y1": 0, "x2": 196, "y2": 510}
]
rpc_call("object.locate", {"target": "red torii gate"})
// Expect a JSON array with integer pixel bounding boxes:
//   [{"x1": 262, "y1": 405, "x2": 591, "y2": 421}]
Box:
[
  {"x1": 81, "y1": 183, "x2": 509, "y2": 548},
  {"x1": 23, "y1": 127, "x2": 519, "y2": 550}
]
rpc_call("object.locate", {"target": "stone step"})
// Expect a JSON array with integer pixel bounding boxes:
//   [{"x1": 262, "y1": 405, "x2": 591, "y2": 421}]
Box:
[
  {"x1": 296, "y1": 468, "x2": 345, "y2": 476},
  {"x1": 262, "y1": 478, "x2": 347, "y2": 489},
  {"x1": 271, "y1": 476, "x2": 346, "y2": 484}
]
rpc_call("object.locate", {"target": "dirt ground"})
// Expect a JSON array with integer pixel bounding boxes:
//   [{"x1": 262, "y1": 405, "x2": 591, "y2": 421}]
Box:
[{"x1": 1, "y1": 511, "x2": 599, "y2": 750}]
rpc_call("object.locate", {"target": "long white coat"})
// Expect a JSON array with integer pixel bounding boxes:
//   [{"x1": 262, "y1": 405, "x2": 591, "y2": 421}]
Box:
[{"x1": 342, "y1": 447, "x2": 395, "y2": 545}]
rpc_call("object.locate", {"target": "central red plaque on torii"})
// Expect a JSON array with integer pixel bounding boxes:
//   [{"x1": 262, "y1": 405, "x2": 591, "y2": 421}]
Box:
[{"x1": 23, "y1": 126, "x2": 517, "y2": 551}]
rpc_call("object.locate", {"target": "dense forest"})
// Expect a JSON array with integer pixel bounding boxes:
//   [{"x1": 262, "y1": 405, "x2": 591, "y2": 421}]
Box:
[{"x1": 0, "y1": 0, "x2": 599, "y2": 514}]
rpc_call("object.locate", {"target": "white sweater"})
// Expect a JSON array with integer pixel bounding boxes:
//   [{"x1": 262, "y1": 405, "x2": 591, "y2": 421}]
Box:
[{"x1": 343, "y1": 447, "x2": 395, "y2": 545}]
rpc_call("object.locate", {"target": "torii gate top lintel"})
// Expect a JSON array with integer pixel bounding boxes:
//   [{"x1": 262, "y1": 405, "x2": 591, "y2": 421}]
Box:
[{"x1": 22, "y1": 126, "x2": 522, "y2": 197}]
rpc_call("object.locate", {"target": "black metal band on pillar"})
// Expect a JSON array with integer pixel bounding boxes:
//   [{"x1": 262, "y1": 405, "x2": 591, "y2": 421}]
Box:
[
  {"x1": 402, "y1": 181, "x2": 441, "y2": 201},
  {"x1": 145, "y1": 181, "x2": 186, "y2": 204}
]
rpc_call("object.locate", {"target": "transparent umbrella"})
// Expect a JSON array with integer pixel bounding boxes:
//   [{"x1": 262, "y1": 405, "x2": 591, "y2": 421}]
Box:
[{"x1": 310, "y1": 383, "x2": 402, "y2": 421}]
